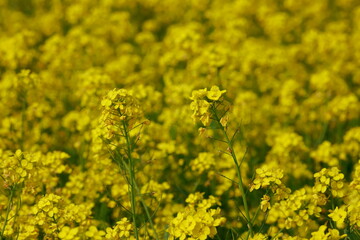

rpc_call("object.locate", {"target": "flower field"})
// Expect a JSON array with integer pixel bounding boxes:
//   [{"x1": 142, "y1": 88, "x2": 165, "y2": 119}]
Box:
[{"x1": 1, "y1": 0, "x2": 360, "y2": 239}]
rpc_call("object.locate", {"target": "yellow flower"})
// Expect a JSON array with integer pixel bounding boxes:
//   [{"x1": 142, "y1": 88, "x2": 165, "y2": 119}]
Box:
[
  {"x1": 58, "y1": 226, "x2": 79, "y2": 240},
  {"x1": 85, "y1": 226, "x2": 105, "y2": 239},
  {"x1": 168, "y1": 193, "x2": 225, "y2": 240},
  {"x1": 190, "y1": 88, "x2": 208, "y2": 100},
  {"x1": 190, "y1": 152, "x2": 215, "y2": 175},
  {"x1": 207, "y1": 86, "x2": 226, "y2": 101},
  {"x1": 260, "y1": 194, "x2": 271, "y2": 212},
  {"x1": 249, "y1": 233, "x2": 268, "y2": 240},
  {"x1": 310, "y1": 225, "x2": 329, "y2": 240},
  {"x1": 328, "y1": 229, "x2": 347, "y2": 239},
  {"x1": 328, "y1": 206, "x2": 347, "y2": 228}
]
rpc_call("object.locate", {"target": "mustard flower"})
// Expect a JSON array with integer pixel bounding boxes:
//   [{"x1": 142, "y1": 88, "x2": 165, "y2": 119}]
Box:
[
  {"x1": 310, "y1": 225, "x2": 346, "y2": 240},
  {"x1": 249, "y1": 233, "x2": 268, "y2": 240},
  {"x1": 58, "y1": 226, "x2": 79, "y2": 240},
  {"x1": 207, "y1": 86, "x2": 227, "y2": 101},
  {"x1": 100, "y1": 88, "x2": 144, "y2": 140},
  {"x1": 190, "y1": 152, "x2": 216, "y2": 175},
  {"x1": 250, "y1": 165, "x2": 284, "y2": 192},
  {"x1": 310, "y1": 225, "x2": 329, "y2": 240},
  {"x1": 105, "y1": 218, "x2": 133, "y2": 239},
  {"x1": 168, "y1": 193, "x2": 226, "y2": 240},
  {"x1": 313, "y1": 167, "x2": 345, "y2": 197},
  {"x1": 1, "y1": 0, "x2": 360, "y2": 239},
  {"x1": 261, "y1": 194, "x2": 271, "y2": 212},
  {"x1": 190, "y1": 86, "x2": 226, "y2": 126},
  {"x1": 328, "y1": 206, "x2": 347, "y2": 228},
  {"x1": 85, "y1": 226, "x2": 106, "y2": 239}
]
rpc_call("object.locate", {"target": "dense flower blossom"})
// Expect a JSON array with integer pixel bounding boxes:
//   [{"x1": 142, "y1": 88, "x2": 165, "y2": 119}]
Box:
[
  {"x1": 328, "y1": 206, "x2": 347, "y2": 228},
  {"x1": 313, "y1": 167, "x2": 345, "y2": 198},
  {"x1": 190, "y1": 86, "x2": 227, "y2": 126},
  {"x1": 167, "y1": 193, "x2": 226, "y2": 240},
  {"x1": 0, "y1": 0, "x2": 359, "y2": 239}
]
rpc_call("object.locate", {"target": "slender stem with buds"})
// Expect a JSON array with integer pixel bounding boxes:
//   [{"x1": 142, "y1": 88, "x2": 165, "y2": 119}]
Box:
[
  {"x1": 211, "y1": 106, "x2": 253, "y2": 238},
  {"x1": 122, "y1": 120, "x2": 140, "y2": 240},
  {"x1": 121, "y1": 120, "x2": 159, "y2": 240}
]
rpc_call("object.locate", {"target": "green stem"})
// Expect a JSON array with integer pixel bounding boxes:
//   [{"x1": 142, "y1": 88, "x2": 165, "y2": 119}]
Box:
[
  {"x1": 251, "y1": 206, "x2": 261, "y2": 225},
  {"x1": 270, "y1": 228, "x2": 284, "y2": 240},
  {"x1": 137, "y1": 188, "x2": 160, "y2": 240},
  {"x1": 250, "y1": 189, "x2": 270, "y2": 226},
  {"x1": 123, "y1": 121, "x2": 139, "y2": 240},
  {"x1": 1, "y1": 187, "x2": 15, "y2": 240},
  {"x1": 13, "y1": 190, "x2": 22, "y2": 240},
  {"x1": 212, "y1": 107, "x2": 253, "y2": 238},
  {"x1": 122, "y1": 121, "x2": 160, "y2": 240}
]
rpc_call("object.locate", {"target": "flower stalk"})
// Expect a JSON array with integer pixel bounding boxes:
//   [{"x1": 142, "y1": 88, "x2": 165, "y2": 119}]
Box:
[
  {"x1": 100, "y1": 88, "x2": 159, "y2": 240},
  {"x1": 211, "y1": 106, "x2": 253, "y2": 238},
  {"x1": 0, "y1": 186, "x2": 15, "y2": 240}
]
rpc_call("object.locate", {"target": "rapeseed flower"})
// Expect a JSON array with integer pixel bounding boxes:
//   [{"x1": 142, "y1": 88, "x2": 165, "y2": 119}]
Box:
[{"x1": 0, "y1": 0, "x2": 359, "y2": 239}]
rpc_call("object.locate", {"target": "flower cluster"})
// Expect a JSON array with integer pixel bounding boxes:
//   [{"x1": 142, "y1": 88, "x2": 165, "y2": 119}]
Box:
[
  {"x1": 328, "y1": 206, "x2": 347, "y2": 228},
  {"x1": 250, "y1": 165, "x2": 290, "y2": 204},
  {"x1": 34, "y1": 193, "x2": 61, "y2": 220},
  {"x1": 100, "y1": 88, "x2": 144, "y2": 140},
  {"x1": 310, "y1": 141, "x2": 341, "y2": 168},
  {"x1": 190, "y1": 152, "x2": 216, "y2": 175},
  {"x1": 250, "y1": 166, "x2": 284, "y2": 191},
  {"x1": 101, "y1": 89, "x2": 142, "y2": 122},
  {"x1": 313, "y1": 167, "x2": 345, "y2": 198},
  {"x1": 266, "y1": 131, "x2": 310, "y2": 178},
  {"x1": 190, "y1": 86, "x2": 226, "y2": 126},
  {"x1": 105, "y1": 218, "x2": 133, "y2": 240},
  {"x1": 309, "y1": 225, "x2": 346, "y2": 240},
  {"x1": 343, "y1": 127, "x2": 360, "y2": 159},
  {"x1": 0, "y1": 0, "x2": 360, "y2": 239},
  {"x1": 167, "y1": 193, "x2": 226, "y2": 240},
  {"x1": 59, "y1": 226, "x2": 80, "y2": 240},
  {"x1": 266, "y1": 188, "x2": 321, "y2": 231}
]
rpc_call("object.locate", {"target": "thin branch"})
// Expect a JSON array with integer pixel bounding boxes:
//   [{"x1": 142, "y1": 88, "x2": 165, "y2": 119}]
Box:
[
  {"x1": 215, "y1": 172, "x2": 239, "y2": 184},
  {"x1": 239, "y1": 147, "x2": 248, "y2": 167},
  {"x1": 207, "y1": 136, "x2": 228, "y2": 143}
]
